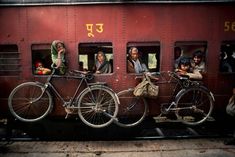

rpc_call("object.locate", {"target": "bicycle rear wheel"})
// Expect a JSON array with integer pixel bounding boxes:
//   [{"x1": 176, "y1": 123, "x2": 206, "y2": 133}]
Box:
[
  {"x1": 8, "y1": 82, "x2": 53, "y2": 122},
  {"x1": 77, "y1": 86, "x2": 118, "y2": 128},
  {"x1": 115, "y1": 88, "x2": 148, "y2": 128},
  {"x1": 175, "y1": 87, "x2": 214, "y2": 125}
]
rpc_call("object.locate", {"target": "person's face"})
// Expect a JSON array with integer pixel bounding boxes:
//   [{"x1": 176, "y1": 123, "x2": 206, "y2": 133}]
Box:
[
  {"x1": 56, "y1": 43, "x2": 64, "y2": 52},
  {"x1": 130, "y1": 49, "x2": 139, "y2": 61},
  {"x1": 193, "y1": 56, "x2": 202, "y2": 65},
  {"x1": 175, "y1": 50, "x2": 181, "y2": 58},
  {"x1": 97, "y1": 53, "x2": 105, "y2": 63},
  {"x1": 180, "y1": 64, "x2": 190, "y2": 72},
  {"x1": 38, "y1": 63, "x2": 43, "y2": 68},
  {"x1": 36, "y1": 62, "x2": 43, "y2": 68}
]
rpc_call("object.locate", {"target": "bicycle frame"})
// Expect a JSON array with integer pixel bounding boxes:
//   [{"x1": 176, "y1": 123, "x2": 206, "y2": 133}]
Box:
[
  {"x1": 150, "y1": 71, "x2": 213, "y2": 113},
  {"x1": 37, "y1": 69, "x2": 95, "y2": 108}
]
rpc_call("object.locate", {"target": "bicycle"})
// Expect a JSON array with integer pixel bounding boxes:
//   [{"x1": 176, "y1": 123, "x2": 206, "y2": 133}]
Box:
[
  {"x1": 8, "y1": 66, "x2": 119, "y2": 128},
  {"x1": 115, "y1": 71, "x2": 214, "y2": 127}
]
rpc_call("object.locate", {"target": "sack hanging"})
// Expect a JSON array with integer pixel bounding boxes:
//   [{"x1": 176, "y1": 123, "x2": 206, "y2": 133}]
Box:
[{"x1": 133, "y1": 74, "x2": 159, "y2": 98}]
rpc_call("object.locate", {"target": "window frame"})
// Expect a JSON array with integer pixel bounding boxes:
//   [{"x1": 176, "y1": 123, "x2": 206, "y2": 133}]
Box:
[
  {"x1": 219, "y1": 40, "x2": 235, "y2": 74},
  {"x1": 31, "y1": 43, "x2": 52, "y2": 75},
  {"x1": 126, "y1": 41, "x2": 161, "y2": 74},
  {"x1": 174, "y1": 41, "x2": 207, "y2": 72},
  {"x1": 78, "y1": 42, "x2": 113, "y2": 74}
]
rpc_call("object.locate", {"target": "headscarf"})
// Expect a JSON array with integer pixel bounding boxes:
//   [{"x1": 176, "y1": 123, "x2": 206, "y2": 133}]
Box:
[
  {"x1": 51, "y1": 40, "x2": 66, "y2": 75},
  {"x1": 51, "y1": 40, "x2": 65, "y2": 63}
]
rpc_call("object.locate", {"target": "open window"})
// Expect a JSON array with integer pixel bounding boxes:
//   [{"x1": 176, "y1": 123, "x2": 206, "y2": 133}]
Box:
[
  {"x1": 0, "y1": 44, "x2": 21, "y2": 76},
  {"x1": 78, "y1": 43, "x2": 113, "y2": 74},
  {"x1": 31, "y1": 44, "x2": 52, "y2": 75},
  {"x1": 219, "y1": 41, "x2": 235, "y2": 73},
  {"x1": 174, "y1": 41, "x2": 207, "y2": 73},
  {"x1": 127, "y1": 42, "x2": 160, "y2": 73}
]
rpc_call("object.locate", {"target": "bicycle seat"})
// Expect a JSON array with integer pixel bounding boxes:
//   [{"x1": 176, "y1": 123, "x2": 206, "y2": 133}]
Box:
[{"x1": 69, "y1": 70, "x2": 94, "y2": 80}]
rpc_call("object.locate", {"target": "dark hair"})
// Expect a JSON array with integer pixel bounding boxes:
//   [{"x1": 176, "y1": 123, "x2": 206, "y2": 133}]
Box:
[
  {"x1": 174, "y1": 47, "x2": 181, "y2": 52},
  {"x1": 179, "y1": 57, "x2": 191, "y2": 67},
  {"x1": 96, "y1": 51, "x2": 107, "y2": 60},
  {"x1": 193, "y1": 50, "x2": 203, "y2": 58}
]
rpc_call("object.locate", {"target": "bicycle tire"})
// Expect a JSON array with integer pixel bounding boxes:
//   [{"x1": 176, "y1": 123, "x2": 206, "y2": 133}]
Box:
[
  {"x1": 8, "y1": 82, "x2": 53, "y2": 122},
  {"x1": 115, "y1": 88, "x2": 148, "y2": 128},
  {"x1": 174, "y1": 87, "x2": 214, "y2": 125},
  {"x1": 77, "y1": 85, "x2": 118, "y2": 128}
]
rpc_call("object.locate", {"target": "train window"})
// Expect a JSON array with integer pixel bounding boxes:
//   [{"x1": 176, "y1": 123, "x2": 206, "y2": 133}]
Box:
[
  {"x1": 219, "y1": 41, "x2": 235, "y2": 73},
  {"x1": 127, "y1": 42, "x2": 160, "y2": 73},
  {"x1": 174, "y1": 41, "x2": 207, "y2": 73},
  {"x1": 78, "y1": 43, "x2": 113, "y2": 74},
  {"x1": 31, "y1": 44, "x2": 52, "y2": 75},
  {"x1": 0, "y1": 44, "x2": 21, "y2": 76}
]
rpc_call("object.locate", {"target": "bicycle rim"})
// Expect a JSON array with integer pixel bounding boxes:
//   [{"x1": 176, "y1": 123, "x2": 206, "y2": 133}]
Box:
[
  {"x1": 175, "y1": 87, "x2": 213, "y2": 125},
  {"x1": 78, "y1": 86, "x2": 118, "y2": 128},
  {"x1": 8, "y1": 82, "x2": 53, "y2": 122},
  {"x1": 115, "y1": 89, "x2": 148, "y2": 128}
]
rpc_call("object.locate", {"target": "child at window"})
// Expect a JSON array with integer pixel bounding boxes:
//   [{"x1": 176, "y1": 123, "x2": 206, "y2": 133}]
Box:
[
  {"x1": 175, "y1": 57, "x2": 202, "y2": 80},
  {"x1": 34, "y1": 61, "x2": 51, "y2": 75},
  {"x1": 191, "y1": 50, "x2": 206, "y2": 73}
]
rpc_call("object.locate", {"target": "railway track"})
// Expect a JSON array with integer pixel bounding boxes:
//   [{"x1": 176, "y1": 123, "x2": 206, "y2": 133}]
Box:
[{"x1": 0, "y1": 116, "x2": 234, "y2": 141}]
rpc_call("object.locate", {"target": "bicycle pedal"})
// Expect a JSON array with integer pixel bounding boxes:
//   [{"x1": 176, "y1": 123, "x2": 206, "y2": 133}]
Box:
[
  {"x1": 206, "y1": 116, "x2": 215, "y2": 122},
  {"x1": 182, "y1": 116, "x2": 195, "y2": 122},
  {"x1": 153, "y1": 116, "x2": 168, "y2": 122}
]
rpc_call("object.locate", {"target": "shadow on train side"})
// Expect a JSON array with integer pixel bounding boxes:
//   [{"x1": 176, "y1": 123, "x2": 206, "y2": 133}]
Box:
[{"x1": 0, "y1": 114, "x2": 234, "y2": 141}]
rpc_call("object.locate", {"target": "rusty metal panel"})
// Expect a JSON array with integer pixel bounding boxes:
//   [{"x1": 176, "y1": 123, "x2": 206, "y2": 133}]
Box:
[
  {"x1": 0, "y1": 8, "x2": 21, "y2": 43},
  {"x1": 26, "y1": 6, "x2": 67, "y2": 42}
]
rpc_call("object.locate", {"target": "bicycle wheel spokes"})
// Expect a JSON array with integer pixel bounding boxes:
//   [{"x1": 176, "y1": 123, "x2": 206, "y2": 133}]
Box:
[
  {"x1": 115, "y1": 89, "x2": 148, "y2": 127},
  {"x1": 8, "y1": 82, "x2": 53, "y2": 122},
  {"x1": 78, "y1": 86, "x2": 118, "y2": 128},
  {"x1": 175, "y1": 88, "x2": 213, "y2": 125}
]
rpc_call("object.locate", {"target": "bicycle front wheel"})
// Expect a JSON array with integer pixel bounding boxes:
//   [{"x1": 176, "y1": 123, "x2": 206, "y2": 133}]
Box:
[
  {"x1": 175, "y1": 87, "x2": 214, "y2": 125},
  {"x1": 115, "y1": 88, "x2": 148, "y2": 128},
  {"x1": 77, "y1": 86, "x2": 118, "y2": 128},
  {"x1": 8, "y1": 82, "x2": 53, "y2": 122}
]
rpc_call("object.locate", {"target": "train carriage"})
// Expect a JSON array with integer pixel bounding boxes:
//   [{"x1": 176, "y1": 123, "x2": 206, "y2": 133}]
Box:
[{"x1": 0, "y1": 0, "x2": 235, "y2": 121}]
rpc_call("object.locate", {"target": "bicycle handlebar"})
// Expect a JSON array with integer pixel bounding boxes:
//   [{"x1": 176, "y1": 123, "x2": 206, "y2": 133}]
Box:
[
  {"x1": 50, "y1": 63, "x2": 94, "y2": 80},
  {"x1": 167, "y1": 71, "x2": 189, "y2": 80}
]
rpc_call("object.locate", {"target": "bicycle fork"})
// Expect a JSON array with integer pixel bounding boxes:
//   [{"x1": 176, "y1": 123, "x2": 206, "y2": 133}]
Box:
[{"x1": 29, "y1": 83, "x2": 49, "y2": 104}]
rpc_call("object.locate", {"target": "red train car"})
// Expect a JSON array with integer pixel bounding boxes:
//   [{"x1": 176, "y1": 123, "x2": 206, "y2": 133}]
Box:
[{"x1": 0, "y1": 0, "x2": 235, "y2": 120}]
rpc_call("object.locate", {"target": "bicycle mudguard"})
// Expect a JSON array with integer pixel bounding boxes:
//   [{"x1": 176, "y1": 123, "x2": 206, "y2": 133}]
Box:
[
  {"x1": 88, "y1": 82, "x2": 107, "y2": 86},
  {"x1": 34, "y1": 81, "x2": 46, "y2": 87},
  {"x1": 175, "y1": 86, "x2": 215, "y2": 102},
  {"x1": 199, "y1": 86, "x2": 215, "y2": 102}
]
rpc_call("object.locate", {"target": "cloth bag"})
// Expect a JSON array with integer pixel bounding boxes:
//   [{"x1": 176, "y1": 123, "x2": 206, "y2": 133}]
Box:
[
  {"x1": 133, "y1": 74, "x2": 159, "y2": 98},
  {"x1": 226, "y1": 95, "x2": 235, "y2": 117}
]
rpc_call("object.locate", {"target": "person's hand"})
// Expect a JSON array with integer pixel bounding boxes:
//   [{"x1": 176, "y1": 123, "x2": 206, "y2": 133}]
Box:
[
  {"x1": 56, "y1": 58, "x2": 62, "y2": 68},
  {"x1": 58, "y1": 48, "x2": 65, "y2": 54},
  {"x1": 179, "y1": 71, "x2": 187, "y2": 75},
  {"x1": 176, "y1": 69, "x2": 187, "y2": 75},
  {"x1": 96, "y1": 71, "x2": 101, "y2": 74}
]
